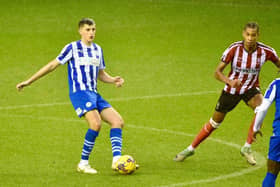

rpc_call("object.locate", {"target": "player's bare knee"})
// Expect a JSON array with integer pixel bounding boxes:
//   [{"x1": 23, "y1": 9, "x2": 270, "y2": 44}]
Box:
[
  {"x1": 210, "y1": 118, "x2": 221, "y2": 128},
  {"x1": 212, "y1": 111, "x2": 226, "y2": 123},
  {"x1": 249, "y1": 100, "x2": 262, "y2": 109},
  {"x1": 111, "y1": 118, "x2": 124, "y2": 128},
  {"x1": 88, "y1": 120, "x2": 102, "y2": 131},
  {"x1": 248, "y1": 94, "x2": 263, "y2": 109}
]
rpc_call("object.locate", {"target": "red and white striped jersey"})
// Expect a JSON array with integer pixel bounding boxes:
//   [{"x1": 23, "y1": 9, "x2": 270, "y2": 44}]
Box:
[{"x1": 221, "y1": 41, "x2": 279, "y2": 95}]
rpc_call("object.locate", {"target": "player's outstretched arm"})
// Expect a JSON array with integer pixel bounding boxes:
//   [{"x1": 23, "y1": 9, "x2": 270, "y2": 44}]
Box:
[
  {"x1": 253, "y1": 98, "x2": 273, "y2": 141},
  {"x1": 214, "y1": 61, "x2": 242, "y2": 88},
  {"x1": 98, "y1": 70, "x2": 124, "y2": 87},
  {"x1": 16, "y1": 59, "x2": 61, "y2": 91}
]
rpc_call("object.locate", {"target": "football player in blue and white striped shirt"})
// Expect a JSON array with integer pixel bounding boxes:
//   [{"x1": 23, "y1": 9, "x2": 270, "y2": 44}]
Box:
[
  {"x1": 253, "y1": 78, "x2": 280, "y2": 186},
  {"x1": 16, "y1": 18, "x2": 127, "y2": 174}
]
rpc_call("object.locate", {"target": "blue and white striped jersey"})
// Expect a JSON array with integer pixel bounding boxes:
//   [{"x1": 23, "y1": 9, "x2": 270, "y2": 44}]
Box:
[{"x1": 56, "y1": 40, "x2": 105, "y2": 94}]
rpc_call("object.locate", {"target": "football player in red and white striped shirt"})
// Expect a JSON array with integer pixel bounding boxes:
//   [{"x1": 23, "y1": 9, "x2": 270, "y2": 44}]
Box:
[{"x1": 174, "y1": 22, "x2": 280, "y2": 165}]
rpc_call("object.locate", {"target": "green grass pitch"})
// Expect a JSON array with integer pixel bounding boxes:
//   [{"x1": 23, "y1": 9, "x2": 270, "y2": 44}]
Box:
[{"x1": 1, "y1": 0, "x2": 280, "y2": 186}]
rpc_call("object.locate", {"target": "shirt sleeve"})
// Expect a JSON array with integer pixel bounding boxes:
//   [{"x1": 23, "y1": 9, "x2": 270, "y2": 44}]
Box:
[
  {"x1": 221, "y1": 45, "x2": 236, "y2": 64},
  {"x1": 56, "y1": 43, "x2": 73, "y2": 65},
  {"x1": 99, "y1": 48, "x2": 106, "y2": 70},
  {"x1": 253, "y1": 80, "x2": 277, "y2": 132},
  {"x1": 265, "y1": 48, "x2": 279, "y2": 64}
]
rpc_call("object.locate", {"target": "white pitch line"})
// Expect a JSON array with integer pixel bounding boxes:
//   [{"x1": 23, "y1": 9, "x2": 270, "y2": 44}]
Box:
[
  {"x1": 0, "y1": 90, "x2": 218, "y2": 110},
  {"x1": 1, "y1": 113, "x2": 266, "y2": 186},
  {"x1": 156, "y1": 163, "x2": 264, "y2": 187},
  {"x1": 110, "y1": 90, "x2": 219, "y2": 101}
]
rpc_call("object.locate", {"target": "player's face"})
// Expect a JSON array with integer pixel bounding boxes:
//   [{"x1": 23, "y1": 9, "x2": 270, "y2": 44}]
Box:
[
  {"x1": 79, "y1": 24, "x2": 96, "y2": 44},
  {"x1": 242, "y1": 27, "x2": 259, "y2": 48}
]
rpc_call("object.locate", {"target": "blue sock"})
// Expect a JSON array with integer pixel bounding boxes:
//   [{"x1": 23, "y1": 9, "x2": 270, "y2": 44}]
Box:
[
  {"x1": 110, "y1": 128, "x2": 122, "y2": 157},
  {"x1": 81, "y1": 129, "x2": 99, "y2": 160},
  {"x1": 262, "y1": 172, "x2": 277, "y2": 187}
]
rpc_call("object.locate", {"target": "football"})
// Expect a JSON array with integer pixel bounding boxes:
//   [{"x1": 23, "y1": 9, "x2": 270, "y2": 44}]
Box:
[{"x1": 115, "y1": 155, "x2": 137, "y2": 174}]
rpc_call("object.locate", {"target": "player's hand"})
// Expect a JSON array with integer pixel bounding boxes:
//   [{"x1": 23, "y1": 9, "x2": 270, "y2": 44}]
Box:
[
  {"x1": 114, "y1": 76, "x2": 124, "y2": 87},
  {"x1": 16, "y1": 81, "x2": 30, "y2": 91},
  {"x1": 253, "y1": 130, "x2": 263, "y2": 142},
  {"x1": 230, "y1": 79, "x2": 242, "y2": 88}
]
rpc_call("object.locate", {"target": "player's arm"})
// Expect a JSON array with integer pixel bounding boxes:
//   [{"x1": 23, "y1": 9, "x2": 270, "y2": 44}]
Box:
[
  {"x1": 253, "y1": 82, "x2": 276, "y2": 140},
  {"x1": 214, "y1": 61, "x2": 242, "y2": 88},
  {"x1": 253, "y1": 99, "x2": 272, "y2": 131},
  {"x1": 98, "y1": 69, "x2": 124, "y2": 87},
  {"x1": 253, "y1": 99, "x2": 272, "y2": 140},
  {"x1": 16, "y1": 59, "x2": 61, "y2": 91}
]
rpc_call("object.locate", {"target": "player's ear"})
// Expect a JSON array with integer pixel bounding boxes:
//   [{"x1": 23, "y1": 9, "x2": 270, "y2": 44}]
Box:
[
  {"x1": 242, "y1": 30, "x2": 246, "y2": 38},
  {"x1": 78, "y1": 25, "x2": 84, "y2": 35}
]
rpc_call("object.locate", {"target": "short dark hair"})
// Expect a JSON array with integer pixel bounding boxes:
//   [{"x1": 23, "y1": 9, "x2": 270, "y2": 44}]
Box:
[
  {"x1": 244, "y1": 22, "x2": 259, "y2": 33},
  {"x1": 78, "y1": 18, "x2": 95, "y2": 28}
]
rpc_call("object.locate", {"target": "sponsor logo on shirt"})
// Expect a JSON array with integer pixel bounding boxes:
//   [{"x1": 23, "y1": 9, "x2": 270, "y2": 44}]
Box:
[
  {"x1": 78, "y1": 57, "x2": 100, "y2": 66},
  {"x1": 233, "y1": 67, "x2": 260, "y2": 74}
]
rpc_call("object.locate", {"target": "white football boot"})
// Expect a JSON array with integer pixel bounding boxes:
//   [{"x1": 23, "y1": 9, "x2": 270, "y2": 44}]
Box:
[
  {"x1": 174, "y1": 148, "x2": 195, "y2": 162},
  {"x1": 240, "y1": 146, "x2": 256, "y2": 165},
  {"x1": 77, "y1": 164, "x2": 98, "y2": 174},
  {"x1": 112, "y1": 156, "x2": 121, "y2": 171}
]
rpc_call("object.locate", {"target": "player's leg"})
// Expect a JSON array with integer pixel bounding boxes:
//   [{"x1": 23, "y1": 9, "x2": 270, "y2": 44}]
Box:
[
  {"x1": 173, "y1": 111, "x2": 225, "y2": 161},
  {"x1": 241, "y1": 89, "x2": 263, "y2": 165},
  {"x1": 70, "y1": 91, "x2": 103, "y2": 174},
  {"x1": 100, "y1": 107, "x2": 124, "y2": 169},
  {"x1": 263, "y1": 136, "x2": 280, "y2": 186},
  {"x1": 174, "y1": 90, "x2": 240, "y2": 162},
  {"x1": 262, "y1": 159, "x2": 280, "y2": 187},
  {"x1": 245, "y1": 92, "x2": 263, "y2": 145},
  {"x1": 77, "y1": 110, "x2": 102, "y2": 174},
  {"x1": 191, "y1": 111, "x2": 225, "y2": 149}
]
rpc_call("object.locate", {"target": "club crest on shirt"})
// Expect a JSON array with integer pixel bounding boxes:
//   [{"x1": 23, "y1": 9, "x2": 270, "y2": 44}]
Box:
[
  {"x1": 237, "y1": 57, "x2": 243, "y2": 64},
  {"x1": 86, "y1": 102, "x2": 92, "y2": 108}
]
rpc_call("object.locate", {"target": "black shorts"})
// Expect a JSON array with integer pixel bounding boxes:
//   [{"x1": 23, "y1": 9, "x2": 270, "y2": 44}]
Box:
[{"x1": 215, "y1": 87, "x2": 261, "y2": 113}]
